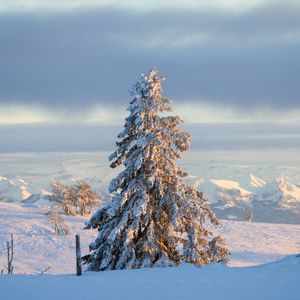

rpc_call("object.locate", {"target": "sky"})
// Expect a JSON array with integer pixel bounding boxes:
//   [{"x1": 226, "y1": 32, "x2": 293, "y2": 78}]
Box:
[{"x1": 0, "y1": 0, "x2": 299, "y2": 151}]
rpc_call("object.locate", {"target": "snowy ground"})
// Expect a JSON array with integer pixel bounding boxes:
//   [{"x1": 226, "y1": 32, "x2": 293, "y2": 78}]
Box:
[
  {"x1": 0, "y1": 202, "x2": 299, "y2": 299},
  {"x1": 0, "y1": 203, "x2": 97, "y2": 275},
  {"x1": 1, "y1": 256, "x2": 300, "y2": 300},
  {"x1": 1, "y1": 202, "x2": 300, "y2": 274}
]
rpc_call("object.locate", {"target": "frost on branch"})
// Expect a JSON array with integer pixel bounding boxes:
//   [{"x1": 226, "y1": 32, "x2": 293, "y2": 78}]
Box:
[{"x1": 85, "y1": 68, "x2": 229, "y2": 271}]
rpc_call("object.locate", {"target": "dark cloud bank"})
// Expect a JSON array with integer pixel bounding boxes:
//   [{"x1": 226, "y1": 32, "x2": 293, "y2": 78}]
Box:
[{"x1": 0, "y1": 2, "x2": 299, "y2": 110}]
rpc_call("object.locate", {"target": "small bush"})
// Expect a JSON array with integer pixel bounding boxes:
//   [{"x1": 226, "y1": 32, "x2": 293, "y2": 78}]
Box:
[
  {"x1": 242, "y1": 208, "x2": 253, "y2": 222},
  {"x1": 47, "y1": 209, "x2": 68, "y2": 235},
  {"x1": 49, "y1": 180, "x2": 101, "y2": 216}
]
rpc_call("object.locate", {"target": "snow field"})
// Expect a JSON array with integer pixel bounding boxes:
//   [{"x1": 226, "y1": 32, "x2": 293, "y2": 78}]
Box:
[
  {"x1": 1, "y1": 202, "x2": 300, "y2": 274},
  {"x1": 0, "y1": 202, "x2": 300, "y2": 300},
  {"x1": 0, "y1": 257, "x2": 300, "y2": 300}
]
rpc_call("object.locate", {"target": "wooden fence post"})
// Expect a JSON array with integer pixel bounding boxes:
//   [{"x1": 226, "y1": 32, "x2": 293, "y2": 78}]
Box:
[
  {"x1": 76, "y1": 234, "x2": 82, "y2": 276},
  {"x1": 7, "y1": 233, "x2": 14, "y2": 274}
]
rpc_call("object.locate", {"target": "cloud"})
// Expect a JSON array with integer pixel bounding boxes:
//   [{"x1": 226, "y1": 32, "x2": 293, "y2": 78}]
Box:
[
  {"x1": 1, "y1": 102, "x2": 300, "y2": 124},
  {"x1": 0, "y1": 104, "x2": 127, "y2": 124},
  {"x1": 0, "y1": 1, "x2": 299, "y2": 113},
  {"x1": 0, "y1": 122, "x2": 299, "y2": 152},
  {"x1": 0, "y1": 0, "x2": 272, "y2": 14}
]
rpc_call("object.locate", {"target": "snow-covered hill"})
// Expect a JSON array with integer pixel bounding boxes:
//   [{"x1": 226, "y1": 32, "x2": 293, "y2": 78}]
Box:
[
  {"x1": 0, "y1": 202, "x2": 300, "y2": 274},
  {"x1": 0, "y1": 202, "x2": 299, "y2": 299}
]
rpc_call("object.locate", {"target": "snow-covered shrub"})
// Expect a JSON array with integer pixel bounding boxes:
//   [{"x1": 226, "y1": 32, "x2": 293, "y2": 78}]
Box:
[
  {"x1": 49, "y1": 181, "x2": 100, "y2": 216},
  {"x1": 243, "y1": 209, "x2": 253, "y2": 222},
  {"x1": 85, "y1": 68, "x2": 229, "y2": 271},
  {"x1": 47, "y1": 209, "x2": 68, "y2": 235},
  {"x1": 73, "y1": 182, "x2": 99, "y2": 215},
  {"x1": 49, "y1": 181, "x2": 75, "y2": 215}
]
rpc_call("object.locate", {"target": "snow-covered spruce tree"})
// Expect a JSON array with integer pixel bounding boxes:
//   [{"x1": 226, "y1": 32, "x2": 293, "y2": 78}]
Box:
[{"x1": 85, "y1": 69, "x2": 229, "y2": 271}]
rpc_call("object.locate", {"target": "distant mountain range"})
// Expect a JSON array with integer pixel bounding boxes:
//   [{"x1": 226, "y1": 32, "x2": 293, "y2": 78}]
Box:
[
  {"x1": 1, "y1": 172, "x2": 300, "y2": 224},
  {"x1": 198, "y1": 174, "x2": 300, "y2": 223},
  {"x1": 0, "y1": 176, "x2": 50, "y2": 203}
]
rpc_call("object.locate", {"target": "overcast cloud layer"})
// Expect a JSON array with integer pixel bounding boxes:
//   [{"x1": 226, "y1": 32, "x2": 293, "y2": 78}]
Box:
[
  {"x1": 0, "y1": 1, "x2": 299, "y2": 116},
  {"x1": 1, "y1": 122, "x2": 300, "y2": 152}
]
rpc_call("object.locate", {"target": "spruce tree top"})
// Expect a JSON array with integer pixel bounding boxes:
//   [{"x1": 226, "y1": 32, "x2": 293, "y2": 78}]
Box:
[{"x1": 85, "y1": 69, "x2": 229, "y2": 271}]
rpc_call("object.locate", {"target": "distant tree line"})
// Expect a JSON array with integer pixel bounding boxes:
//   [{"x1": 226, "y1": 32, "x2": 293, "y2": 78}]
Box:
[{"x1": 49, "y1": 180, "x2": 100, "y2": 216}]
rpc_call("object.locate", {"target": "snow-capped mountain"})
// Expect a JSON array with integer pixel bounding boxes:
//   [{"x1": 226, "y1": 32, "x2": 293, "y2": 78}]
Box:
[
  {"x1": 191, "y1": 174, "x2": 300, "y2": 223},
  {"x1": 277, "y1": 176, "x2": 300, "y2": 207},
  {"x1": 0, "y1": 176, "x2": 53, "y2": 203},
  {"x1": 249, "y1": 173, "x2": 266, "y2": 188},
  {"x1": 0, "y1": 176, "x2": 31, "y2": 201},
  {"x1": 200, "y1": 179, "x2": 253, "y2": 208},
  {"x1": 199, "y1": 174, "x2": 299, "y2": 206},
  {"x1": 1, "y1": 152, "x2": 300, "y2": 223}
]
